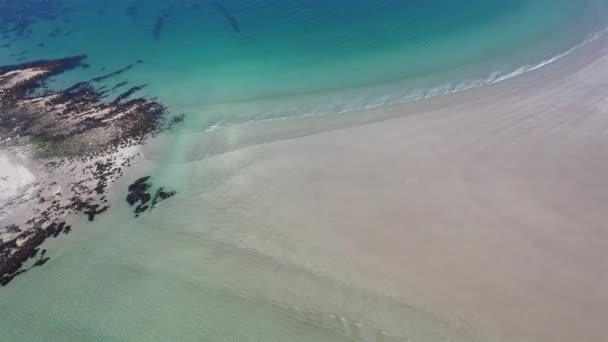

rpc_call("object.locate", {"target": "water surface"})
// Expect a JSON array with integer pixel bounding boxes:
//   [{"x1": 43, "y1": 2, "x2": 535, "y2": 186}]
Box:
[{"x1": 1, "y1": 0, "x2": 608, "y2": 341}]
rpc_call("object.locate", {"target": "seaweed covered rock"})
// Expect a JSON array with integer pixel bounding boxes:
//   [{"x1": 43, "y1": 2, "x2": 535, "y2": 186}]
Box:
[
  {"x1": 126, "y1": 177, "x2": 176, "y2": 217},
  {"x1": 0, "y1": 55, "x2": 177, "y2": 286}
]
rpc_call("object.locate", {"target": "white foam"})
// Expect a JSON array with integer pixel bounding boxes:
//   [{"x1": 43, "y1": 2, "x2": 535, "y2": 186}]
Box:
[
  {"x1": 204, "y1": 26, "x2": 608, "y2": 131},
  {"x1": 344, "y1": 26, "x2": 608, "y2": 112},
  {"x1": 0, "y1": 153, "x2": 37, "y2": 217}
]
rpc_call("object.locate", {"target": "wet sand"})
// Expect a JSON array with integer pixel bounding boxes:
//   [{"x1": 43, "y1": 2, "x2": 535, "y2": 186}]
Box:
[{"x1": 163, "y1": 32, "x2": 608, "y2": 341}]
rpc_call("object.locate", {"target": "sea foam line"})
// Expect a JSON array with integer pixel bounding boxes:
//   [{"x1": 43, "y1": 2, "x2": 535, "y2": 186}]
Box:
[
  {"x1": 203, "y1": 26, "x2": 608, "y2": 131},
  {"x1": 332, "y1": 27, "x2": 608, "y2": 113}
]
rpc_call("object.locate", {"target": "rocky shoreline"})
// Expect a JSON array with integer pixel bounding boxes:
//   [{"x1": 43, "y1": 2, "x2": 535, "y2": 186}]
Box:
[{"x1": 0, "y1": 56, "x2": 177, "y2": 286}]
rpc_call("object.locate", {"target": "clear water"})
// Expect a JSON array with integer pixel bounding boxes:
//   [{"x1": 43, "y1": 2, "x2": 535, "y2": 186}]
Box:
[
  {"x1": 2, "y1": 0, "x2": 608, "y2": 127},
  {"x1": 2, "y1": 1, "x2": 608, "y2": 341}
]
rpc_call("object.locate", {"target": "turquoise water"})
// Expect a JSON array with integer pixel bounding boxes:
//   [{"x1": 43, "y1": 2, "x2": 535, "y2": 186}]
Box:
[
  {"x1": 2, "y1": 1, "x2": 608, "y2": 341},
  {"x1": 2, "y1": 0, "x2": 608, "y2": 127}
]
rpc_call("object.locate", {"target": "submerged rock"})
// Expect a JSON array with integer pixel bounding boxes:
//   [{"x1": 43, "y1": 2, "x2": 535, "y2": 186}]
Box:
[{"x1": 126, "y1": 177, "x2": 176, "y2": 217}]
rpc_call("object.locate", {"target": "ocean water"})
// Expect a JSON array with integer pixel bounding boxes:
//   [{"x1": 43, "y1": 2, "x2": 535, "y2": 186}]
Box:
[
  {"x1": 2, "y1": 0, "x2": 608, "y2": 127},
  {"x1": 2, "y1": 0, "x2": 608, "y2": 341}
]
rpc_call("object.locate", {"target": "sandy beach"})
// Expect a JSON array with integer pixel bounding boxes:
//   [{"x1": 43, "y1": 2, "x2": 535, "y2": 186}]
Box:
[
  {"x1": 2, "y1": 1, "x2": 608, "y2": 341},
  {"x1": 149, "y1": 31, "x2": 608, "y2": 341}
]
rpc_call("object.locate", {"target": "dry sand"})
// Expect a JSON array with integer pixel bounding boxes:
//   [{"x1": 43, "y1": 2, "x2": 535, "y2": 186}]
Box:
[{"x1": 148, "y1": 35, "x2": 608, "y2": 341}]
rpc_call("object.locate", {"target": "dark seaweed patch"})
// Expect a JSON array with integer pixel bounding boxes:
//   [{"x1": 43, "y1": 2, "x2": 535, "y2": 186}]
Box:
[
  {"x1": 113, "y1": 84, "x2": 146, "y2": 103},
  {"x1": 90, "y1": 64, "x2": 133, "y2": 83},
  {"x1": 152, "y1": 13, "x2": 170, "y2": 40},
  {"x1": 0, "y1": 0, "x2": 64, "y2": 40},
  {"x1": 126, "y1": 6, "x2": 137, "y2": 19},
  {"x1": 213, "y1": 1, "x2": 241, "y2": 33},
  {"x1": 126, "y1": 177, "x2": 176, "y2": 218}
]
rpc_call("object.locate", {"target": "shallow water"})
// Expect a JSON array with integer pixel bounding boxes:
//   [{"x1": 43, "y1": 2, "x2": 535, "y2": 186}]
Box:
[
  {"x1": 2, "y1": 0, "x2": 608, "y2": 341},
  {"x1": 0, "y1": 197, "x2": 475, "y2": 341}
]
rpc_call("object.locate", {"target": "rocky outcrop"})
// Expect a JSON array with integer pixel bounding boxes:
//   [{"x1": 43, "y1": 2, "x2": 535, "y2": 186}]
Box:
[{"x1": 0, "y1": 55, "x2": 178, "y2": 287}]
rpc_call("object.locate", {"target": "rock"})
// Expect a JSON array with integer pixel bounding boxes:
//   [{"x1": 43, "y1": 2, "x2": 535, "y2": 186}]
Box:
[{"x1": 126, "y1": 177, "x2": 176, "y2": 217}]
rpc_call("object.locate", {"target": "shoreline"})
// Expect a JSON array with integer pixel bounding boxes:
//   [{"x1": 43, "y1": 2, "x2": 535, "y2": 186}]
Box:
[
  {"x1": 0, "y1": 8, "x2": 607, "y2": 341},
  {"x1": 183, "y1": 23, "x2": 608, "y2": 130},
  {"x1": 1, "y1": 2, "x2": 607, "y2": 341},
  {"x1": 152, "y1": 27, "x2": 608, "y2": 341},
  {"x1": 153, "y1": 28, "x2": 608, "y2": 163}
]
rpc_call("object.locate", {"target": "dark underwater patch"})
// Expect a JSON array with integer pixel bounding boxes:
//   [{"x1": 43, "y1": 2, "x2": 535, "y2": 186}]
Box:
[
  {"x1": 126, "y1": 177, "x2": 176, "y2": 218},
  {"x1": 212, "y1": 1, "x2": 241, "y2": 33}
]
